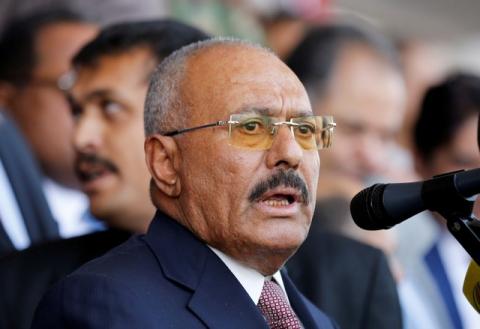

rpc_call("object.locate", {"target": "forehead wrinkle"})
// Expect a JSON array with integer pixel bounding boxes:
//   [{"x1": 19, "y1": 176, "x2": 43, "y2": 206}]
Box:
[
  {"x1": 233, "y1": 106, "x2": 313, "y2": 118},
  {"x1": 185, "y1": 45, "x2": 311, "y2": 121}
]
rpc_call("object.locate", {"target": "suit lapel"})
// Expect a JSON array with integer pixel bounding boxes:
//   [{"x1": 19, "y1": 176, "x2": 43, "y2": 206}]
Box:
[
  {"x1": 145, "y1": 211, "x2": 268, "y2": 329},
  {"x1": 282, "y1": 269, "x2": 318, "y2": 329},
  {"x1": 188, "y1": 252, "x2": 269, "y2": 329}
]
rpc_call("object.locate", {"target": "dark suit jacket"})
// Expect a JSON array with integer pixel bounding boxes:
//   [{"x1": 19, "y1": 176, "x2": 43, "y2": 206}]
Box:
[
  {"x1": 0, "y1": 229, "x2": 130, "y2": 329},
  {"x1": 287, "y1": 231, "x2": 403, "y2": 329},
  {"x1": 0, "y1": 111, "x2": 58, "y2": 255},
  {"x1": 32, "y1": 211, "x2": 338, "y2": 329}
]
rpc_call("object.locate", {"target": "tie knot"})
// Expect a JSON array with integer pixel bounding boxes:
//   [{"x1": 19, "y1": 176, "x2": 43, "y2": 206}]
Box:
[{"x1": 257, "y1": 280, "x2": 301, "y2": 329}]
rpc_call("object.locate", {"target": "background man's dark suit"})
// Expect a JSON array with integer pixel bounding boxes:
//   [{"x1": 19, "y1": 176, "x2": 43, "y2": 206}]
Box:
[
  {"x1": 287, "y1": 230, "x2": 402, "y2": 329},
  {"x1": 0, "y1": 229, "x2": 129, "y2": 329},
  {"x1": 0, "y1": 111, "x2": 59, "y2": 255},
  {"x1": 32, "y1": 212, "x2": 338, "y2": 329}
]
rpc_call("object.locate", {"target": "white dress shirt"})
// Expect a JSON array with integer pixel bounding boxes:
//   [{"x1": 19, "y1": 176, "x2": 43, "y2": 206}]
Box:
[
  {"x1": 437, "y1": 229, "x2": 479, "y2": 329},
  {"x1": 397, "y1": 213, "x2": 480, "y2": 329},
  {"x1": 43, "y1": 179, "x2": 104, "y2": 238},
  {"x1": 0, "y1": 159, "x2": 30, "y2": 249}
]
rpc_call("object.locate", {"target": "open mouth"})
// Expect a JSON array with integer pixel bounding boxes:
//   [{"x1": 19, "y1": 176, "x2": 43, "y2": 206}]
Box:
[{"x1": 259, "y1": 188, "x2": 302, "y2": 207}]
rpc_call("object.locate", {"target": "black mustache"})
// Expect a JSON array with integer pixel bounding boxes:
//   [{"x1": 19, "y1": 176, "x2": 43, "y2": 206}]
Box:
[
  {"x1": 248, "y1": 169, "x2": 309, "y2": 205},
  {"x1": 74, "y1": 153, "x2": 118, "y2": 178}
]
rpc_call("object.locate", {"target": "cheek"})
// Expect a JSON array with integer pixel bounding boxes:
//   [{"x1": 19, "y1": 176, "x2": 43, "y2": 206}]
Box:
[
  {"x1": 305, "y1": 153, "x2": 320, "y2": 199},
  {"x1": 37, "y1": 89, "x2": 71, "y2": 115},
  {"x1": 183, "y1": 144, "x2": 265, "y2": 214},
  {"x1": 113, "y1": 128, "x2": 146, "y2": 176},
  {"x1": 206, "y1": 151, "x2": 264, "y2": 198},
  {"x1": 33, "y1": 92, "x2": 74, "y2": 133}
]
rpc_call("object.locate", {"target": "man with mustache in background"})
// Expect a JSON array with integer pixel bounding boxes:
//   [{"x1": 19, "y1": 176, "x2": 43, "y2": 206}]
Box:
[
  {"x1": 32, "y1": 38, "x2": 338, "y2": 328},
  {"x1": 0, "y1": 19, "x2": 209, "y2": 329}
]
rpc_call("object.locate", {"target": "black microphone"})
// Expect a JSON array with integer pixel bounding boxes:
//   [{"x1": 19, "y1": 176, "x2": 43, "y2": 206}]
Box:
[{"x1": 350, "y1": 168, "x2": 480, "y2": 230}]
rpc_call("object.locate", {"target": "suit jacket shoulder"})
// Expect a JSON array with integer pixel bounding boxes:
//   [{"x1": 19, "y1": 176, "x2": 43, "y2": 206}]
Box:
[
  {"x1": 32, "y1": 212, "x2": 337, "y2": 329},
  {"x1": 0, "y1": 229, "x2": 129, "y2": 329}
]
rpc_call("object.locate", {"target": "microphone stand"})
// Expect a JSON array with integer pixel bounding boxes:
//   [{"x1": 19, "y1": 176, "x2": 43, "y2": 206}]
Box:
[{"x1": 439, "y1": 206, "x2": 480, "y2": 265}]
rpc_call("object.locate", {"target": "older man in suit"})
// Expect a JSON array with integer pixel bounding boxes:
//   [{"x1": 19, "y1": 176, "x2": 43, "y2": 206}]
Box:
[
  {"x1": 285, "y1": 23, "x2": 404, "y2": 329},
  {"x1": 32, "y1": 38, "x2": 338, "y2": 328}
]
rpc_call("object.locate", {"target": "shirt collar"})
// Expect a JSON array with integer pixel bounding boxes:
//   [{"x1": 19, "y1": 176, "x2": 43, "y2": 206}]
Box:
[{"x1": 208, "y1": 245, "x2": 288, "y2": 305}]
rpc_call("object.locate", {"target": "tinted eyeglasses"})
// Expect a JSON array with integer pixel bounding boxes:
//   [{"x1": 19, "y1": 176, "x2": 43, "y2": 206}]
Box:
[{"x1": 164, "y1": 114, "x2": 336, "y2": 150}]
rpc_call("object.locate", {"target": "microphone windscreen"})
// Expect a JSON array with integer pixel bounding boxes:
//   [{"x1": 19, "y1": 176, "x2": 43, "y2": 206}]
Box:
[
  {"x1": 350, "y1": 184, "x2": 387, "y2": 230},
  {"x1": 463, "y1": 260, "x2": 480, "y2": 313}
]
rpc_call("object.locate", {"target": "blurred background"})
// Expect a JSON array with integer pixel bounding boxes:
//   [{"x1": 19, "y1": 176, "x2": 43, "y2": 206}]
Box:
[
  {"x1": 1, "y1": 0, "x2": 479, "y2": 74},
  {"x1": 1, "y1": 1, "x2": 479, "y2": 328}
]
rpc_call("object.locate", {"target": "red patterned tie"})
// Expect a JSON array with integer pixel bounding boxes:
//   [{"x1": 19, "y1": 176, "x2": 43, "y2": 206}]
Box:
[{"x1": 257, "y1": 279, "x2": 302, "y2": 329}]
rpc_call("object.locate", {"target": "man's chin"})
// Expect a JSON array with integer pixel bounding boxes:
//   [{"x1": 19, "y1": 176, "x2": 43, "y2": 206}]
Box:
[
  {"x1": 245, "y1": 231, "x2": 307, "y2": 270},
  {"x1": 89, "y1": 198, "x2": 120, "y2": 223},
  {"x1": 246, "y1": 242, "x2": 301, "y2": 276}
]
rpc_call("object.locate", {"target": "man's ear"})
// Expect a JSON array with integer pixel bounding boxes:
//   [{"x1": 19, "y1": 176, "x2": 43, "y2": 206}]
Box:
[{"x1": 145, "y1": 134, "x2": 181, "y2": 197}]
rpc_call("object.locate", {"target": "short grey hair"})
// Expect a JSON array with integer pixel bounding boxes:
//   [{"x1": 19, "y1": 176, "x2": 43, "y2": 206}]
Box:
[{"x1": 144, "y1": 37, "x2": 274, "y2": 136}]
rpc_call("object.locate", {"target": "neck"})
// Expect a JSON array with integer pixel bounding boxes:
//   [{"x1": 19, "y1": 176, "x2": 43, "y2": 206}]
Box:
[{"x1": 104, "y1": 204, "x2": 155, "y2": 234}]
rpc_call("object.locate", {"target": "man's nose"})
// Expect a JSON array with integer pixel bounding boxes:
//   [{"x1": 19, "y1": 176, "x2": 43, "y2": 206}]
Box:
[
  {"x1": 265, "y1": 125, "x2": 303, "y2": 170},
  {"x1": 73, "y1": 110, "x2": 103, "y2": 152}
]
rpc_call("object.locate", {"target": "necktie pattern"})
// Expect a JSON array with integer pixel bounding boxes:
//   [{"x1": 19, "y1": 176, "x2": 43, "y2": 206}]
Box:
[{"x1": 257, "y1": 279, "x2": 302, "y2": 329}]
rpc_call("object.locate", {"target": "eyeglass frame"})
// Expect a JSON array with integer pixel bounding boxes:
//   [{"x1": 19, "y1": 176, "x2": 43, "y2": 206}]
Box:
[
  {"x1": 163, "y1": 114, "x2": 336, "y2": 150},
  {"x1": 24, "y1": 70, "x2": 76, "y2": 92}
]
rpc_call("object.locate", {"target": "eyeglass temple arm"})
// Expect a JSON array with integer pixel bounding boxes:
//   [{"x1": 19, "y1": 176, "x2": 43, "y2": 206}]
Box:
[
  {"x1": 163, "y1": 120, "x2": 236, "y2": 137},
  {"x1": 323, "y1": 122, "x2": 337, "y2": 130}
]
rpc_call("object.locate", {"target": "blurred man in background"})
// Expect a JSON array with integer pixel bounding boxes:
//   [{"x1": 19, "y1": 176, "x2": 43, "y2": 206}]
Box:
[
  {"x1": 0, "y1": 0, "x2": 167, "y2": 34},
  {"x1": 286, "y1": 23, "x2": 404, "y2": 329},
  {"x1": 0, "y1": 9, "x2": 100, "y2": 240},
  {"x1": 286, "y1": 23, "x2": 410, "y2": 267},
  {"x1": 0, "y1": 19, "x2": 209, "y2": 329},
  {"x1": 288, "y1": 24, "x2": 408, "y2": 192},
  {"x1": 0, "y1": 111, "x2": 58, "y2": 256},
  {"x1": 396, "y1": 73, "x2": 480, "y2": 329}
]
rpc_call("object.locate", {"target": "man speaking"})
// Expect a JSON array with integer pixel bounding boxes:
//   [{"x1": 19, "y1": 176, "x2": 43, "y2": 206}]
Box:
[{"x1": 32, "y1": 39, "x2": 337, "y2": 328}]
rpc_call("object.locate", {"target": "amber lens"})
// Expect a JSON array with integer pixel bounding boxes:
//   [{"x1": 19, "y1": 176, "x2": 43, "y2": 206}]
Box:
[
  {"x1": 291, "y1": 116, "x2": 318, "y2": 150},
  {"x1": 291, "y1": 116, "x2": 335, "y2": 150},
  {"x1": 228, "y1": 114, "x2": 334, "y2": 150},
  {"x1": 229, "y1": 115, "x2": 274, "y2": 150}
]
